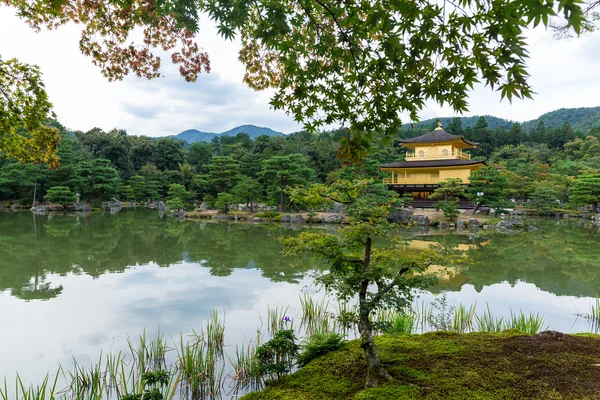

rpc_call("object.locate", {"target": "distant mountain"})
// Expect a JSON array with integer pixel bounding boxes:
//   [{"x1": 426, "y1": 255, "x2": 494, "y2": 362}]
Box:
[
  {"x1": 402, "y1": 115, "x2": 514, "y2": 132},
  {"x1": 168, "y1": 124, "x2": 284, "y2": 143},
  {"x1": 402, "y1": 106, "x2": 600, "y2": 134},
  {"x1": 520, "y1": 107, "x2": 600, "y2": 132}
]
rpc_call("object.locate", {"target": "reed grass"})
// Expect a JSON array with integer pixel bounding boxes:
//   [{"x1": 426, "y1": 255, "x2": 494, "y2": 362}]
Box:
[
  {"x1": 266, "y1": 306, "x2": 293, "y2": 335},
  {"x1": 1, "y1": 372, "x2": 61, "y2": 400},
  {"x1": 452, "y1": 303, "x2": 477, "y2": 333},
  {"x1": 0, "y1": 300, "x2": 559, "y2": 400},
  {"x1": 414, "y1": 300, "x2": 433, "y2": 333},
  {"x1": 575, "y1": 297, "x2": 600, "y2": 333},
  {"x1": 229, "y1": 337, "x2": 262, "y2": 395},
  {"x1": 385, "y1": 311, "x2": 417, "y2": 334},
  {"x1": 177, "y1": 326, "x2": 226, "y2": 399},
  {"x1": 475, "y1": 304, "x2": 505, "y2": 333},
  {"x1": 505, "y1": 310, "x2": 545, "y2": 334}
]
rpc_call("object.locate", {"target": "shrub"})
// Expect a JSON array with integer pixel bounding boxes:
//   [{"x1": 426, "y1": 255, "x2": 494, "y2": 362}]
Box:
[
  {"x1": 297, "y1": 332, "x2": 345, "y2": 367},
  {"x1": 255, "y1": 211, "x2": 280, "y2": 219},
  {"x1": 46, "y1": 186, "x2": 76, "y2": 208},
  {"x1": 384, "y1": 313, "x2": 416, "y2": 335},
  {"x1": 253, "y1": 329, "x2": 299, "y2": 380}
]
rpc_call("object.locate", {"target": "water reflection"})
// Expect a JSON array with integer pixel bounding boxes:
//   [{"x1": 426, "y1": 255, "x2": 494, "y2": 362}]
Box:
[
  {"x1": 0, "y1": 210, "x2": 599, "y2": 386},
  {"x1": 1, "y1": 211, "x2": 598, "y2": 301},
  {"x1": 0, "y1": 210, "x2": 309, "y2": 301}
]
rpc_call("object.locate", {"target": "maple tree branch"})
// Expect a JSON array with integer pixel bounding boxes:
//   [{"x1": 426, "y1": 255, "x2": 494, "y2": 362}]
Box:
[{"x1": 312, "y1": 0, "x2": 359, "y2": 69}]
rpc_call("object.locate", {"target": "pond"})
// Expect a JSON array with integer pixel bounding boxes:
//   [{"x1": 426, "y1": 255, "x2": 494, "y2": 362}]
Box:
[{"x1": 0, "y1": 209, "x2": 599, "y2": 387}]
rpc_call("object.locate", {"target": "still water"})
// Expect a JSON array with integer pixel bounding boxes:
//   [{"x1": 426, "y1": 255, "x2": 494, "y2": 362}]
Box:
[{"x1": 0, "y1": 209, "x2": 599, "y2": 384}]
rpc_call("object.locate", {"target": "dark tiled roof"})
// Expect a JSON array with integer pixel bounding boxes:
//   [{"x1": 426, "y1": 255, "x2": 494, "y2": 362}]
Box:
[
  {"x1": 381, "y1": 159, "x2": 486, "y2": 168},
  {"x1": 399, "y1": 129, "x2": 478, "y2": 146}
]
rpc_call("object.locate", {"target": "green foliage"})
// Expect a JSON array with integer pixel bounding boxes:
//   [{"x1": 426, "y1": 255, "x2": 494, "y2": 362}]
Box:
[
  {"x1": 154, "y1": 138, "x2": 185, "y2": 171},
  {"x1": 569, "y1": 174, "x2": 600, "y2": 213},
  {"x1": 434, "y1": 199, "x2": 460, "y2": 222},
  {"x1": 254, "y1": 211, "x2": 280, "y2": 219},
  {"x1": 166, "y1": 183, "x2": 191, "y2": 211},
  {"x1": 530, "y1": 185, "x2": 559, "y2": 213},
  {"x1": 282, "y1": 177, "x2": 446, "y2": 385},
  {"x1": 119, "y1": 185, "x2": 135, "y2": 202},
  {"x1": 262, "y1": 154, "x2": 315, "y2": 212},
  {"x1": 233, "y1": 176, "x2": 262, "y2": 210},
  {"x1": 466, "y1": 167, "x2": 510, "y2": 213},
  {"x1": 73, "y1": 159, "x2": 120, "y2": 201},
  {"x1": 204, "y1": 156, "x2": 240, "y2": 195},
  {"x1": 429, "y1": 178, "x2": 466, "y2": 202},
  {"x1": 297, "y1": 333, "x2": 345, "y2": 368},
  {"x1": 204, "y1": 0, "x2": 584, "y2": 161},
  {"x1": 215, "y1": 192, "x2": 235, "y2": 213},
  {"x1": 46, "y1": 186, "x2": 76, "y2": 208},
  {"x1": 0, "y1": 58, "x2": 61, "y2": 167},
  {"x1": 383, "y1": 312, "x2": 417, "y2": 335},
  {"x1": 128, "y1": 175, "x2": 147, "y2": 201},
  {"x1": 505, "y1": 310, "x2": 545, "y2": 335},
  {"x1": 253, "y1": 329, "x2": 299, "y2": 380}
]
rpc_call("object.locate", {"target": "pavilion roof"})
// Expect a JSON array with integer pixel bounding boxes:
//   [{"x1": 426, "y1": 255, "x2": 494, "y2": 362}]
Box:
[
  {"x1": 399, "y1": 123, "x2": 479, "y2": 147},
  {"x1": 381, "y1": 159, "x2": 485, "y2": 169}
]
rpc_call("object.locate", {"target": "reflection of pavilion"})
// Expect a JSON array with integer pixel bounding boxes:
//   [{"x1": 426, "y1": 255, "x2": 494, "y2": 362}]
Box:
[{"x1": 400, "y1": 235, "x2": 490, "y2": 289}]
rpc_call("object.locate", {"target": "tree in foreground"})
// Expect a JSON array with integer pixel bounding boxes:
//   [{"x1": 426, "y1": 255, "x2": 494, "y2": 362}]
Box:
[
  {"x1": 1, "y1": 0, "x2": 585, "y2": 163},
  {"x1": 46, "y1": 186, "x2": 76, "y2": 208},
  {"x1": 283, "y1": 179, "x2": 444, "y2": 387},
  {"x1": 0, "y1": 57, "x2": 61, "y2": 167},
  {"x1": 569, "y1": 174, "x2": 600, "y2": 213}
]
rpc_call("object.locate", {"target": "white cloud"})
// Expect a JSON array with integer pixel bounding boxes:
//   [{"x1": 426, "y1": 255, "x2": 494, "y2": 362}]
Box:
[{"x1": 1, "y1": 6, "x2": 599, "y2": 137}]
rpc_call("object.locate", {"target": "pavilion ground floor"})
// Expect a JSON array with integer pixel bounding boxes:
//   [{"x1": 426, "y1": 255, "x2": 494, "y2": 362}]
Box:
[{"x1": 387, "y1": 184, "x2": 474, "y2": 209}]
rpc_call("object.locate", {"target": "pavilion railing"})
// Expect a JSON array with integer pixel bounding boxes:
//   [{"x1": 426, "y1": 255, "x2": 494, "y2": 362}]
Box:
[{"x1": 405, "y1": 151, "x2": 471, "y2": 161}]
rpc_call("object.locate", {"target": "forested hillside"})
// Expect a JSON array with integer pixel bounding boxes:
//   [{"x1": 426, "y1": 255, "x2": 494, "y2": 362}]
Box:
[
  {"x1": 405, "y1": 106, "x2": 600, "y2": 136},
  {"x1": 1, "y1": 113, "x2": 600, "y2": 213},
  {"x1": 521, "y1": 107, "x2": 600, "y2": 132}
]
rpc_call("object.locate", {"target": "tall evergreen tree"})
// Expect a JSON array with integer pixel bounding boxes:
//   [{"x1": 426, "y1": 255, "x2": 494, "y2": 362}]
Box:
[{"x1": 261, "y1": 154, "x2": 315, "y2": 211}]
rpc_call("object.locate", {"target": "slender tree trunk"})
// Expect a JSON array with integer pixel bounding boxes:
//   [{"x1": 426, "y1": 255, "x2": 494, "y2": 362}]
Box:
[
  {"x1": 279, "y1": 178, "x2": 285, "y2": 212},
  {"x1": 32, "y1": 180, "x2": 37, "y2": 208},
  {"x1": 592, "y1": 201, "x2": 599, "y2": 214},
  {"x1": 472, "y1": 201, "x2": 481, "y2": 214},
  {"x1": 358, "y1": 236, "x2": 393, "y2": 387}
]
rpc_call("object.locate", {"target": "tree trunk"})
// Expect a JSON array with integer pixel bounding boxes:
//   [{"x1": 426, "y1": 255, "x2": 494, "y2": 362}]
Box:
[
  {"x1": 358, "y1": 236, "x2": 393, "y2": 387},
  {"x1": 279, "y1": 178, "x2": 285, "y2": 212},
  {"x1": 592, "y1": 201, "x2": 599, "y2": 214},
  {"x1": 32, "y1": 180, "x2": 37, "y2": 208},
  {"x1": 472, "y1": 202, "x2": 481, "y2": 214}
]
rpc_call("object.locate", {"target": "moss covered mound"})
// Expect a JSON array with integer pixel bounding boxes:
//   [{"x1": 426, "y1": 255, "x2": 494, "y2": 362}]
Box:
[{"x1": 242, "y1": 331, "x2": 600, "y2": 399}]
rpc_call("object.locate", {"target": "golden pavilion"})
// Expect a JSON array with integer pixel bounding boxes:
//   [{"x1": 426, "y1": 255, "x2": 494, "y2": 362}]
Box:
[{"x1": 381, "y1": 122, "x2": 485, "y2": 205}]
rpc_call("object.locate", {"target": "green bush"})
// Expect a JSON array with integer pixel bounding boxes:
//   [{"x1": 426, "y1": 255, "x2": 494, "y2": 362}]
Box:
[
  {"x1": 255, "y1": 211, "x2": 280, "y2": 219},
  {"x1": 297, "y1": 332, "x2": 345, "y2": 367},
  {"x1": 253, "y1": 329, "x2": 299, "y2": 380},
  {"x1": 384, "y1": 313, "x2": 416, "y2": 335}
]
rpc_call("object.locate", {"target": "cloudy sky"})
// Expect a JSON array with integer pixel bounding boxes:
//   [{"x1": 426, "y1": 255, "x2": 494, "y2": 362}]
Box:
[{"x1": 1, "y1": 6, "x2": 600, "y2": 137}]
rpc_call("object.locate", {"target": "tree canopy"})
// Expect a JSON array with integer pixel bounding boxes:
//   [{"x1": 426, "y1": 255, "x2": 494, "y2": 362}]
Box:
[{"x1": 0, "y1": 0, "x2": 587, "y2": 164}]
